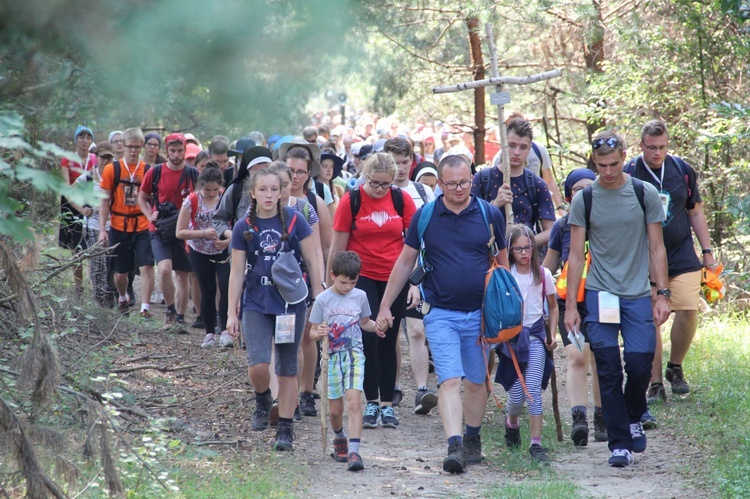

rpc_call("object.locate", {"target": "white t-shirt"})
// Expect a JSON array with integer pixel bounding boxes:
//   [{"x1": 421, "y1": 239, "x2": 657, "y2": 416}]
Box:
[
  {"x1": 402, "y1": 181, "x2": 435, "y2": 209},
  {"x1": 511, "y1": 265, "x2": 556, "y2": 327}
]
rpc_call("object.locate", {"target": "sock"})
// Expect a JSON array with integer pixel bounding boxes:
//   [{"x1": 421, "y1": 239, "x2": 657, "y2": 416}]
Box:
[
  {"x1": 448, "y1": 435, "x2": 462, "y2": 446},
  {"x1": 667, "y1": 362, "x2": 681, "y2": 369},
  {"x1": 651, "y1": 381, "x2": 664, "y2": 386},
  {"x1": 176, "y1": 313, "x2": 185, "y2": 322},
  {"x1": 465, "y1": 424, "x2": 481, "y2": 437},
  {"x1": 333, "y1": 427, "x2": 345, "y2": 438},
  {"x1": 506, "y1": 416, "x2": 519, "y2": 429},
  {"x1": 167, "y1": 304, "x2": 176, "y2": 314},
  {"x1": 349, "y1": 438, "x2": 360, "y2": 453},
  {"x1": 279, "y1": 417, "x2": 293, "y2": 426},
  {"x1": 256, "y1": 388, "x2": 271, "y2": 398},
  {"x1": 571, "y1": 405, "x2": 587, "y2": 416},
  {"x1": 530, "y1": 437, "x2": 542, "y2": 446},
  {"x1": 141, "y1": 303, "x2": 150, "y2": 312},
  {"x1": 418, "y1": 385, "x2": 428, "y2": 391},
  {"x1": 594, "y1": 406, "x2": 603, "y2": 415},
  {"x1": 394, "y1": 384, "x2": 401, "y2": 391},
  {"x1": 119, "y1": 293, "x2": 129, "y2": 302}
]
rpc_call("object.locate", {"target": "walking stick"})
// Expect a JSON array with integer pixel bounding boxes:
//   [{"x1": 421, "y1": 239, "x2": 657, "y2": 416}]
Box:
[
  {"x1": 545, "y1": 319, "x2": 564, "y2": 442},
  {"x1": 320, "y1": 325, "x2": 330, "y2": 456}
]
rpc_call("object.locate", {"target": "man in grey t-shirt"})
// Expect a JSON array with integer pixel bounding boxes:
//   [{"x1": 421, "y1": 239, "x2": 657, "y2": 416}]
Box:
[{"x1": 564, "y1": 131, "x2": 670, "y2": 468}]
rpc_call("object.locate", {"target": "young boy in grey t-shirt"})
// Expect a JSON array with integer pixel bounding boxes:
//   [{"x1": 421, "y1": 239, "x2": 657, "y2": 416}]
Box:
[{"x1": 309, "y1": 251, "x2": 380, "y2": 472}]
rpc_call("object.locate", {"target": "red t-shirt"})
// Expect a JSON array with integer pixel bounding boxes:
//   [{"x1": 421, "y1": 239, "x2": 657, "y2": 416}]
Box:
[
  {"x1": 61, "y1": 154, "x2": 96, "y2": 184},
  {"x1": 140, "y1": 164, "x2": 195, "y2": 231},
  {"x1": 333, "y1": 188, "x2": 416, "y2": 281}
]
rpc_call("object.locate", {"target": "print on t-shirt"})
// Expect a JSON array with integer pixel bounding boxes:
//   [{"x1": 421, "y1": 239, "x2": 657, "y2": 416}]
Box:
[{"x1": 361, "y1": 211, "x2": 400, "y2": 228}]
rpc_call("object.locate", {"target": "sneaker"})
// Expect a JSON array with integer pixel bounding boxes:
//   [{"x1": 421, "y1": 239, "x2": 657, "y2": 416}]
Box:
[
  {"x1": 118, "y1": 299, "x2": 129, "y2": 316},
  {"x1": 218, "y1": 331, "x2": 234, "y2": 348},
  {"x1": 529, "y1": 444, "x2": 550, "y2": 463},
  {"x1": 138, "y1": 310, "x2": 153, "y2": 320},
  {"x1": 464, "y1": 434, "x2": 483, "y2": 464},
  {"x1": 593, "y1": 412, "x2": 608, "y2": 442},
  {"x1": 442, "y1": 441, "x2": 466, "y2": 473},
  {"x1": 641, "y1": 409, "x2": 657, "y2": 430},
  {"x1": 163, "y1": 310, "x2": 177, "y2": 331},
  {"x1": 362, "y1": 402, "x2": 380, "y2": 429},
  {"x1": 299, "y1": 391, "x2": 317, "y2": 417},
  {"x1": 504, "y1": 421, "x2": 521, "y2": 449},
  {"x1": 380, "y1": 406, "x2": 399, "y2": 428},
  {"x1": 269, "y1": 401, "x2": 279, "y2": 427},
  {"x1": 666, "y1": 365, "x2": 690, "y2": 395},
  {"x1": 272, "y1": 423, "x2": 293, "y2": 451},
  {"x1": 293, "y1": 404, "x2": 302, "y2": 422},
  {"x1": 414, "y1": 388, "x2": 438, "y2": 415},
  {"x1": 331, "y1": 436, "x2": 348, "y2": 463},
  {"x1": 175, "y1": 318, "x2": 189, "y2": 334},
  {"x1": 191, "y1": 316, "x2": 204, "y2": 329},
  {"x1": 347, "y1": 451, "x2": 364, "y2": 471},
  {"x1": 608, "y1": 448, "x2": 634, "y2": 467},
  {"x1": 392, "y1": 389, "x2": 404, "y2": 408},
  {"x1": 252, "y1": 391, "x2": 272, "y2": 431},
  {"x1": 647, "y1": 382, "x2": 667, "y2": 405},
  {"x1": 571, "y1": 409, "x2": 589, "y2": 447},
  {"x1": 200, "y1": 334, "x2": 215, "y2": 349},
  {"x1": 630, "y1": 422, "x2": 647, "y2": 453}
]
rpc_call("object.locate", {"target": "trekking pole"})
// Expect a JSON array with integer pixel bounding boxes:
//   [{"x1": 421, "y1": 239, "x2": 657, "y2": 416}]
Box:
[
  {"x1": 320, "y1": 323, "x2": 329, "y2": 456},
  {"x1": 545, "y1": 319, "x2": 564, "y2": 442}
]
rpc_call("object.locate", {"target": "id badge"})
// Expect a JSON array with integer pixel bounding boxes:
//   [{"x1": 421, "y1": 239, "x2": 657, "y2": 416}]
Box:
[
  {"x1": 124, "y1": 184, "x2": 138, "y2": 206},
  {"x1": 418, "y1": 300, "x2": 431, "y2": 315},
  {"x1": 274, "y1": 314, "x2": 296, "y2": 344},
  {"x1": 658, "y1": 192, "x2": 670, "y2": 219},
  {"x1": 567, "y1": 329, "x2": 585, "y2": 353},
  {"x1": 598, "y1": 291, "x2": 621, "y2": 324}
]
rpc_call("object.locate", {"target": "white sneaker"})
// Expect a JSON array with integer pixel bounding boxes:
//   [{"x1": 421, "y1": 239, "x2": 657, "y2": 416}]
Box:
[
  {"x1": 219, "y1": 331, "x2": 234, "y2": 348},
  {"x1": 201, "y1": 334, "x2": 216, "y2": 348}
]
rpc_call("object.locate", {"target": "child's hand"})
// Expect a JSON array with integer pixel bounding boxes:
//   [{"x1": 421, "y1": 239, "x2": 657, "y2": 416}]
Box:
[
  {"x1": 373, "y1": 328, "x2": 386, "y2": 339},
  {"x1": 545, "y1": 337, "x2": 558, "y2": 352},
  {"x1": 315, "y1": 323, "x2": 330, "y2": 341}
]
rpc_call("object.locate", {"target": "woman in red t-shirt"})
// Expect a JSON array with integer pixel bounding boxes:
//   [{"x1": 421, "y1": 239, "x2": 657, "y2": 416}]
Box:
[
  {"x1": 60, "y1": 125, "x2": 96, "y2": 293},
  {"x1": 328, "y1": 153, "x2": 416, "y2": 430}
]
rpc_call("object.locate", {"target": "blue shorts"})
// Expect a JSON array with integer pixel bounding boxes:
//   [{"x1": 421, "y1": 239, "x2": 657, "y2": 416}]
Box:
[
  {"x1": 584, "y1": 290, "x2": 656, "y2": 354},
  {"x1": 423, "y1": 307, "x2": 488, "y2": 385}
]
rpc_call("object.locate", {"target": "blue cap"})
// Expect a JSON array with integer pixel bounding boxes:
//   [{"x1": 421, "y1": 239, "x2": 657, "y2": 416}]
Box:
[
  {"x1": 273, "y1": 135, "x2": 295, "y2": 151},
  {"x1": 74, "y1": 125, "x2": 93, "y2": 142}
]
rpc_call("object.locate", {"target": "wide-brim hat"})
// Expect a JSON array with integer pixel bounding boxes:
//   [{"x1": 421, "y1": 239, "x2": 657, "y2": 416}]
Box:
[
  {"x1": 271, "y1": 251, "x2": 308, "y2": 305},
  {"x1": 320, "y1": 152, "x2": 344, "y2": 180},
  {"x1": 278, "y1": 138, "x2": 321, "y2": 178}
]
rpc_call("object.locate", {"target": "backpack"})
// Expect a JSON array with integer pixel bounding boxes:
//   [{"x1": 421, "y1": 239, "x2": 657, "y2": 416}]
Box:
[
  {"x1": 305, "y1": 179, "x2": 327, "y2": 209},
  {"x1": 110, "y1": 159, "x2": 152, "y2": 232},
  {"x1": 413, "y1": 181, "x2": 429, "y2": 204},
  {"x1": 582, "y1": 177, "x2": 646, "y2": 229},
  {"x1": 624, "y1": 155, "x2": 692, "y2": 200},
  {"x1": 479, "y1": 167, "x2": 540, "y2": 227},
  {"x1": 149, "y1": 163, "x2": 198, "y2": 209},
  {"x1": 349, "y1": 186, "x2": 405, "y2": 231}
]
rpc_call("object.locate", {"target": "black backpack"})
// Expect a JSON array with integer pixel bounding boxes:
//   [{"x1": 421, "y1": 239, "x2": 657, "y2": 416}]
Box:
[
  {"x1": 479, "y1": 167, "x2": 540, "y2": 226},
  {"x1": 349, "y1": 186, "x2": 405, "y2": 231},
  {"x1": 582, "y1": 177, "x2": 647, "y2": 229}
]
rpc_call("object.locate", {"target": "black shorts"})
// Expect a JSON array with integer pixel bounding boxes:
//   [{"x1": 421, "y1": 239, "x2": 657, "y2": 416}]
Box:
[
  {"x1": 404, "y1": 306, "x2": 424, "y2": 320},
  {"x1": 150, "y1": 232, "x2": 192, "y2": 272},
  {"x1": 557, "y1": 297, "x2": 590, "y2": 346},
  {"x1": 58, "y1": 199, "x2": 86, "y2": 251},
  {"x1": 109, "y1": 229, "x2": 154, "y2": 274}
]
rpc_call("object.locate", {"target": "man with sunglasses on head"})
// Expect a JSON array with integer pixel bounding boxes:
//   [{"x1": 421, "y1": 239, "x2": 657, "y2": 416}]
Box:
[
  {"x1": 564, "y1": 130, "x2": 670, "y2": 468},
  {"x1": 625, "y1": 120, "x2": 718, "y2": 424}
]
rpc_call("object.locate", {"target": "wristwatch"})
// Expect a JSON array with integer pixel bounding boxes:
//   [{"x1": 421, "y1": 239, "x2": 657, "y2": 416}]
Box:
[
  {"x1": 656, "y1": 288, "x2": 671, "y2": 299},
  {"x1": 702, "y1": 248, "x2": 713, "y2": 254}
]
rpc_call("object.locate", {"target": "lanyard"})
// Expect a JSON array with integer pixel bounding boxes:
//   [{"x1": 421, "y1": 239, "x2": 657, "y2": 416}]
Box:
[
  {"x1": 120, "y1": 159, "x2": 138, "y2": 184},
  {"x1": 644, "y1": 161, "x2": 665, "y2": 191}
]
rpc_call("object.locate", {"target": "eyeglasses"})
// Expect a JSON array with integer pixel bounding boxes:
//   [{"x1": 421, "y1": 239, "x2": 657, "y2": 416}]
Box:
[
  {"x1": 145, "y1": 142, "x2": 160, "y2": 148},
  {"x1": 440, "y1": 180, "x2": 472, "y2": 191},
  {"x1": 125, "y1": 145, "x2": 143, "y2": 150},
  {"x1": 290, "y1": 169, "x2": 309, "y2": 177},
  {"x1": 368, "y1": 180, "x2": 391, "y2": 190},
  {"x1": 510, "y1": 245, "x2": 532, "y2": 254},
  {"x1": 592, "y1": 137, "x2": 621, "y2": 150},
  {"x1": 643, "y1": 145, "x2": 668, "y2": 152}
]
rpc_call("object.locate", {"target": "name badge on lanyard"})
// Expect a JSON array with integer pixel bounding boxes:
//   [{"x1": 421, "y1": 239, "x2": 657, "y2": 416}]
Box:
[
  {"x1": 598, "y1": 291, "x2": 621, "y2": 324},
  {"x1": 275, "y1": 313, "x2": 296, "y2": 344}
]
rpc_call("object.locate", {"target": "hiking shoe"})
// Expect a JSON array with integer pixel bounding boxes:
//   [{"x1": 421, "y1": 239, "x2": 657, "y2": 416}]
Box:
[
  {"x1": 666, "y1": 365, "x2": 690, "y2": 395},
  {"x1": 443, "y1": 441, "x2": 466, "y2": 473},
  {"x1": 175, "y1": 317, "x2": 189, "y2": 334},
  {"x1": 504, "y1": 421, "x2": 521, "y2": 449},
  {"x1": 293, "y1": 404, "x2": 302, "y2": 422},
  {"x1": 200, "y1": 334, "x2": 215, "y2": 349},
  {"x1": 163, "y1": 310, "x2": 177, "y2": 331},
  {"x1": 362, "y1": 402, "x2": 380, "y2": 429},
  {"x1": 647, "y1": 382, "x2": 667, "y2": 405},
  {"x1": 571, "y1": 409, "x2": 589, "y2": 447},
  {"x1": 191, "y1": 316, "x2": 204, "y2": 329},
  {"x1": 641, "y1": 409, "x2": 657, "y2": 430},
  {"x1": 218, "y1": 331, "x2": 234, "y2": 348},
  {"x1": 414, "y1": 388, "x2": 438, "y2": 415},
  {"x1": 272, "y1": 423, "x2": 293, "y2": 452},
  {"x1": 593, "y1": 412, "x2": 608, "y2": 442},
  {"x1": 347, "y1": 451, "x2": 364, "y2": 471},
  {"x1": 269, "y1": 400, "x2": 279, "y2": 427},
  {"x1": 392, "y1": 389, "x2": 404, "y2": 408},
  {"x1": 608, "y1": 449, "x2": 634, "y2": 467},
  {"x1": 464, "y1": 434, "x2": 483, "y2": 464},
  {"x1": 118, "y1": 299, "x2": 130, "y2": 316},
  {"x1": 331, "y1": 436, "x2": 348, "y2": 463},
  {"x1": 529, "y1": 444, "x2": 550, "y2": 463},
  {"x1": 138, "y1": 310, "x2": 153, "y2": 320},
  {"x1": 252, "y1": 391, "x2": 272, "y2": 431},
  {"x1": 630, "y1": 422, "x2": 647, "y2": 453},
  {"x1": 299, "y1": 391, "x2": 317, "y2": 417},
  {"x1": 380, "y1": 406, "x2": 399, "y2": 428}
]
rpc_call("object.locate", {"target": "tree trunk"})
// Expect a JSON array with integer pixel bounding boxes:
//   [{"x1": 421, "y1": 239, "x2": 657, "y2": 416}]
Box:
[
  {"x1": 583, "y1": 1, "x2": 605, "y2": 140},
  {"x1": 466, "y1": 17, "x2": 485, "y2": 164}
]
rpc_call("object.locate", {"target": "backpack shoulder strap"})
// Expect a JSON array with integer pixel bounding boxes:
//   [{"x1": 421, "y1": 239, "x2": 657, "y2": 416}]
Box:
[
  {"x1": 189, "y1": 192, "x2": 199, "y2": 228},
  {"x1": 479, "y1": 167, "x2": 492, "y2": 200},
  {"x1": 524, "y1": 169, "x2": 538, "y2": 209},
  {"x1": 417, "y1": 200, "x2": 436, "y2": 241},
  {"x1": 531, "y1": 142, "x2": 542, "y2": 166},
  {"x1": 632, "y1": 177, "x2": 647, "y2": 222},
  {"x1": 390, "y1": 185, "x2": 404, "y2": 218},
  {"x1": 314, "y1": 180, "x2": 326, "y2": 200},
  {"x1": 413, "y1": 181, "x2": 428, "y2": 204},
  {"x1": 583, "y1": 184, "x2": 593, "y2": 231},
  {"x1": 110, "y1": 160, "x2": 122, "y2": 206},
  {"x1": 476, "y1": 198, "x2": 496, "y2": 258},
  {"x1": 349, "y1": 188, "x2": 361, "y2": 231},
  {"x1": 151, "y1": 164, "x2": 163, "y2": 207}
]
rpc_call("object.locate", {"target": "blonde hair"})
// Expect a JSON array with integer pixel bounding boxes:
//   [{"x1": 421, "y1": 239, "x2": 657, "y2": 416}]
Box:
[{"x1": 362, "y1": 152, "x2": 396, "y2": 179}]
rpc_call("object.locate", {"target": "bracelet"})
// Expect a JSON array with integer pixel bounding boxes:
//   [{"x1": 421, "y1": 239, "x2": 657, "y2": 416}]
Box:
[{"x1": 702, "y1": 248, "x2": 713, "y2": 254}]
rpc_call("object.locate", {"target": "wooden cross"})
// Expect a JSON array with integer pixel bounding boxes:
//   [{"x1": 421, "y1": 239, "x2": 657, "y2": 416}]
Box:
[{"x1": 433, "y1": 23, "x2": 562, "y2": 231}]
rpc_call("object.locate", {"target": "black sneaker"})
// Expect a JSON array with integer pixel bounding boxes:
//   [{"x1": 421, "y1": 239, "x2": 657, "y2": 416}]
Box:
[
  {"x1": 175, "y1": 318, "x2": 189, "y2": 335},
  {"x1": 630, "y1": 422, "x2": 647, "y2": 453},
  {"x1": 299, "y1": 391, "x2": 317, "y2": 417},
  {"x1": 362, "y1": 402, "x2": 380, "y2": 429},
  {"x1": 272, "y1": 423, "x2": 294, "y2": 452},
  {"x1": 442, "y1": 441, "x2": 466, "y2": 473},
  {"x1": 414, "y1": 388, "x2": 438, "y2": 415},
  {"x1": 593, "y1": 411, "x2": 608, "y2": 442},
  {"x1": 191, "y1": 316, "x2": 204, "y2": 329},
  {"x1": 392, "y1": 389, "x2": 404, "y2": 408},
  {"x1": 380, "y1": 406, "x2": 399, "y2": 428},
  {"x1": 647, "y1": 382, "x2": 667, "y2": 405},
  {"x1": 608, "y1": 448, "x2": 634, "y2": 467},
  {"x1": 571, "y1": 409, "x2": 589, "y2": 447},
  {"x1": 504, "y1": 421, "x2": 521, "y2": 449},
  {"x1": 463, "y1": 434, "x2": 483, "y2": 463},
  {"x1": 666, "y1": 365, "x2": 690, "y2": 395},
  {"x1": 529, "y1": 444, "x2": 550, "y2": 463},
  {"x1": 293, "y1": 404, "x2": 302, "y2": 422},
  {"x1": 252, "y1": 392, "x2": 272, "y2": 431},
  {"x1": 641, "y1": 409, "x2": 657, "y2": 430}
]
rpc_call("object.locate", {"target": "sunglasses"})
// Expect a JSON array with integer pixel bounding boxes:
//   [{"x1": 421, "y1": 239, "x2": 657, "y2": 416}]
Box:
[{"x1": 592, "y1": 137, "x2": 621, "y2": 150}]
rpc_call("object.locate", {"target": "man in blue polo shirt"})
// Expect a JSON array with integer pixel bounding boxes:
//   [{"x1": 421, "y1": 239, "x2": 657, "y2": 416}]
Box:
[{"x1": 376, "y1": 155, "x2": 509, "y2": 474}]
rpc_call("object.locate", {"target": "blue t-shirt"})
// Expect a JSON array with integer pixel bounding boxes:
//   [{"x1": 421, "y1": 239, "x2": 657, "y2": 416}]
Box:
[
  {"x1": 404, "y1": 195, "x2": 507, "y2": 311},
  {"x1": 231, "y1": 206, "x2": 313, "y2": 314}
]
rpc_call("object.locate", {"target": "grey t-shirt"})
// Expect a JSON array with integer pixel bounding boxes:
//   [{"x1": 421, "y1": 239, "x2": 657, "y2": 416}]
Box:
[
  {"x1": 309, "y1": 287, "x2": 371, "y2": 353},
  {"x1": 568, "y1": 176, "x2": 664, "y2": 299}
]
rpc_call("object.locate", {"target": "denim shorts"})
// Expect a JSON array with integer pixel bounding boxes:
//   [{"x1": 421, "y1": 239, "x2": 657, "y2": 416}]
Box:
[
  {"x1": 423, "y1": 307, "x2": 488, "y2": 385},
  {"x1": 328, "y1": 349, "x2": 365, "y2": 400},
  {"x1": 242, "y1": 307, "x2": 306, "y2": 376}
]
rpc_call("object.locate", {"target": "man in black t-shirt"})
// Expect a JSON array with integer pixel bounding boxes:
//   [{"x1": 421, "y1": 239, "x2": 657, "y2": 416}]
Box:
[{"x1": 626, "y1": 120, "x2": 718, "y2": 423}]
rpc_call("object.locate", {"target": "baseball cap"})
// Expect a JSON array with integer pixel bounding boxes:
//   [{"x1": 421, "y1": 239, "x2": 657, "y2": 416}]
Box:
[
  {"x1": 271, "y1": 252, "x2": 308, "y2": 304},
  {"x1": 185, "y1": 143, "x2": 201, "y2": 160},
  {"x1": 358, "y1": 144, "x2": 373, "y2": 161},
  {"x1": 228, "y1": 137, "x2": 256, "y2": 157},
  {"x1": 164, "y1": 133, "x2": 187, "y2": 146}
]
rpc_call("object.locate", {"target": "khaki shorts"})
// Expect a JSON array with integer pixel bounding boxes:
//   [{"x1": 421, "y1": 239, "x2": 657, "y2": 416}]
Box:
[{"x1": 668, "y1": 270, "x2": 702, "y2": 311}]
